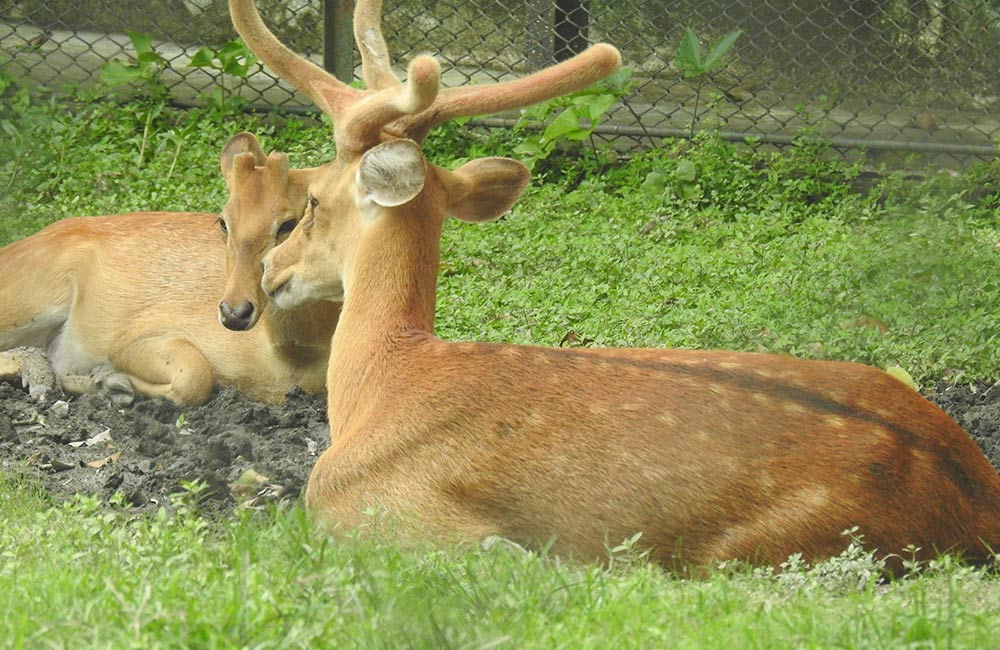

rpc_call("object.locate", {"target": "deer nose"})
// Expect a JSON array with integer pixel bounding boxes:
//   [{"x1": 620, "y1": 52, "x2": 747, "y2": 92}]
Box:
[{"x1": 218, "y1": 300, "x2": 256, "y2": 331}]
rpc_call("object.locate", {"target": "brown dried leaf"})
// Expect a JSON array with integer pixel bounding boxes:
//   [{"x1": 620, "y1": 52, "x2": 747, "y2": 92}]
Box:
[
  {"x1": 86, "y1": 451, "x2": 123, "y2": 469},
  {"x1": 559, "y1": 330, "x2": 595, "y2": 348}
]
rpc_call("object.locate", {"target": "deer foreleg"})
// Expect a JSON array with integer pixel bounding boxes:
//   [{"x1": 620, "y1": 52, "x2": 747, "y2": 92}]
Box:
[{"x1": 110, "y1": 337, "x2": 216, "y2": 406}]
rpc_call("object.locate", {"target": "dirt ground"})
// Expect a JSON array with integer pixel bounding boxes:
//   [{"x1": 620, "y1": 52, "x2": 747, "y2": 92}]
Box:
[
  {"x1": 0, "y1": 378, "x2": 330, "y2": 512},
  {"x1": 1, "y1": 370, "x2": 999, "y2": 514}
]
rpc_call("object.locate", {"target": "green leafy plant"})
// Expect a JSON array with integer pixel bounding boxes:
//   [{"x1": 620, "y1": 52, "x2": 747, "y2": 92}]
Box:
[
  {"x1": 641, "y1": 154, "x2": 701, "y2": 200},
  {"x1": 0, "y1": 67, "x2": 28, "y2": 197},
  {"x1": 189, "y1": 39, "x2": 259, "y2": 113},
  {"x1": 637, "y1": 30, "x2": 740, "y2": 200},
  {"x1": 170, "y1": 478, "x2": 214, "y2": 514},
  {"x1": 513, "y1": 67, "x2": 632, "y2": 173},
  {"x1": 99, "y1": 31, "x2": 170, "y2": 168},
  {"x1": 673, "y1": 27, "x2": 742, "y2": 138},
  {"x1": 100, "y1": 31, "x2": 169, "y2": 97}
]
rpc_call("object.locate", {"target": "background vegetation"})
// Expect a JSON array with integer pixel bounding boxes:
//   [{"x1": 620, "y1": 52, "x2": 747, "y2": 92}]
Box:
[
  {"x1": 1, "y1": 71, "x2": 1000, "y2": 646},
  {"x1": 5, "y1": 0, "x2": 1000, "y2": 162}
]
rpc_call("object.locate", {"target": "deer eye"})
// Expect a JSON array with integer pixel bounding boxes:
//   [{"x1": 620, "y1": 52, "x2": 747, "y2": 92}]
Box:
[
  {"x1": 277, "y1": 218, "x2": 297, "y2": 237},
  {"x1": 217, "y1": 216, "x2": 228, "y2": 235}
]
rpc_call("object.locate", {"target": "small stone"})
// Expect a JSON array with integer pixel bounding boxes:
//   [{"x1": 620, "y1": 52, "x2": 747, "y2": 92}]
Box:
[
  {"x1": 49, "y1": 400, "x2": 71, "y2": 417},
  {"x1": 0, "y1": 414, "x2": 18, "y2": 443},
  {"x1": 85, "y1": 428, "x2": 113, "y2": 446},
  {"x1": 49, "y1": 458, "x2": 76, "y2": 472}
]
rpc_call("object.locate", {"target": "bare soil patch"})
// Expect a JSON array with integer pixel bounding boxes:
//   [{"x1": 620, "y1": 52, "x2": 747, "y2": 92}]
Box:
[{"x1": 0, "y1": 382, "x2": 329, "y2": 512}]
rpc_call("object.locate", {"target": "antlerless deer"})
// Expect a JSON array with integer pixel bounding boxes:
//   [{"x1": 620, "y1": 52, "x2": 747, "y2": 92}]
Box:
[
  {"x1": 232, "y1": 0, "x2": 1000, "y2": 569},
  {"x1": 0, "y1": 133, "x2": 338, "y2": 405}
]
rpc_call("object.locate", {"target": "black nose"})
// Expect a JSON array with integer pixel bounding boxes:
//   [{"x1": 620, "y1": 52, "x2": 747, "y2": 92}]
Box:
[{"x1": 219, "y1": 300, "x2": 256, "y2": 331}]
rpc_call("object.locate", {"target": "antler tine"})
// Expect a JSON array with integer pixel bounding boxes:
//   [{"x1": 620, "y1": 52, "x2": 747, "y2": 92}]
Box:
[
  {"x1": 394, "y1": 44, "x2": 623, "y2": 143},
  {"x1": 229, "y1": 0, "x2": 361, "y2": 121},
  {"x1": 354, "y1": 0, "x2": 400, "y2": 90},
  {"x1": 327, "y1": 55, "x2": 441, "y2": 154}
]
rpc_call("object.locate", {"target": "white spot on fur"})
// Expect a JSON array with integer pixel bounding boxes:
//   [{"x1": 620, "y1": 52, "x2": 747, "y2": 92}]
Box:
[
  {"x1": 659, "y1": 412, "x2": 678, "y2": 427},
  {"x1": 589, "y1": 403, "x2": 609, "y2": 416},
  {"x1": 784, "y1": 402, "x2": 808, "y2": 415}
]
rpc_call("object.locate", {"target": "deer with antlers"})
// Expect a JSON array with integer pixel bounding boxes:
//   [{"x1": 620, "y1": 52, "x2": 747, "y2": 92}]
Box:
[
  {"x1": 232, "y1": 0, "x2": 1000, "y2": 569},
  {"x1": 0, "y1": 132, "x2": 339, "y2": 406}
]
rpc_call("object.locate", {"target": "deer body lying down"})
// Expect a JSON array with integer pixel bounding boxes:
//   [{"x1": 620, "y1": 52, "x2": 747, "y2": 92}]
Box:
[
  {"x1": 233, "y1": 0, "x2": 1000, "y2": 568},
  {"x1": 292, "y1": 146, "x2": 1000, "y2": 569},
  {"x1": 318, "y1": 334, "x2": 1000, "y2": 567},
  {"x1": 0, "y1": 133, "x2": 338, "y2": 405}
]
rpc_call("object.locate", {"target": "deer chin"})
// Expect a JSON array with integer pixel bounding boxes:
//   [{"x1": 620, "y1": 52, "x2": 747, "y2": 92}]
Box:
[
  {"x1": 262, "y1": 267, "x2": 301, "y2": 309},
  {"x1": 269, "y1": 278, "x2": 305, "y2": 310},
  {"x1": 264, "y1": 269, "x2": 340, "y2": 311}
]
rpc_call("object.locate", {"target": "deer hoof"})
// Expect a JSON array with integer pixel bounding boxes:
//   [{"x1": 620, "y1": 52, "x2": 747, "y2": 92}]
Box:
[{"x1": 91, "y1": 366, "x2": 136, "y2": 407}]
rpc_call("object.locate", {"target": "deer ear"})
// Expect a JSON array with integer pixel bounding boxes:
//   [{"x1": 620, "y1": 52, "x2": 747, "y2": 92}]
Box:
[
  {"x1": 356, "y1": 139, "x2": 426, "y2": 207},
  {"x1": 439, "y1": 158, "x2": 530, "y2": 223},
  {"x1": 221, "y1": 132, "x2": 267, "y2": 186}
]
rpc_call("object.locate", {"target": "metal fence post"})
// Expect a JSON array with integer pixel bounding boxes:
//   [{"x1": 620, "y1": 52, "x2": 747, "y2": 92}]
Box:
[
  {"x1": 525, "y1": 1, "x2": 589, "y2": 67},
  {"x1": 323, "y1": 0, "x2": 355, "y2": 83},
  {"x1": 554, "y1": 0, "x2": 588, "y2": 61}
]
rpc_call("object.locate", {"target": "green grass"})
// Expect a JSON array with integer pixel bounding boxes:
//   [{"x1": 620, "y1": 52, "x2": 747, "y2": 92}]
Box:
[
  {"x1": 3, "y1": 477, "x2": 1000, "y2": 649},
  {"x1": 0, "y1": 88, "x2": 335, "y2": 243},
  {"x1": 3, "y1": 84, "x2": 1000, "y2": 647},
  {"x1": 436, "y1": 137, "x2": 1000, "y2": 384}
]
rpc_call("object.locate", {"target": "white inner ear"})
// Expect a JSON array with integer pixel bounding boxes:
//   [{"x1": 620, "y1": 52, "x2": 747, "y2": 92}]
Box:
[{"x1": 357, "y1": 140, "x2": 426, "y2": 208}]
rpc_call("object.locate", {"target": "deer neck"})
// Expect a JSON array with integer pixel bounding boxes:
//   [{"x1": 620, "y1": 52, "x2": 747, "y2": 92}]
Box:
[
  {"x1": 325, "y1": 196, "x2": 442, "y2": 432},
  {"x1": 260, "y1": 299, "x2": 338, "y2": 363},
  {"x1": 340, "y1": 197, "x2": 440, "y2": 347}
]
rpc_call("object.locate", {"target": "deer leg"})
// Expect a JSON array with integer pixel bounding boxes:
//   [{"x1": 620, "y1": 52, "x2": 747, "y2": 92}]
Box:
[
  {"x1": 110, "y1": 337, "x2": 216, "y2": 406},
  {"x1": 56, "y1": 365, "x2": 138, "y2": 407},
  {"x1": 1, "y1": 346, "x2": 140, "y2": 407}
]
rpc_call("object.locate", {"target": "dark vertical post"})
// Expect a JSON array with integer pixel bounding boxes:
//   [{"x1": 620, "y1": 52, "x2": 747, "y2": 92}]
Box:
[
  {"x1": 323, "y1": 0, "x2": 355, "y2": 83},
  {"x1": 554, "y1": 0, "x2": 589, "y2": 61},
  {"x1": 524, "y1": 0, "x2": 554, "y2": 68}
]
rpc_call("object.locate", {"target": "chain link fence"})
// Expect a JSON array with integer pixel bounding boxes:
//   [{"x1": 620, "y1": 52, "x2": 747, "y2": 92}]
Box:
[{"x1": 2, "y1": 0, "x2": 999, "y2": 163}]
